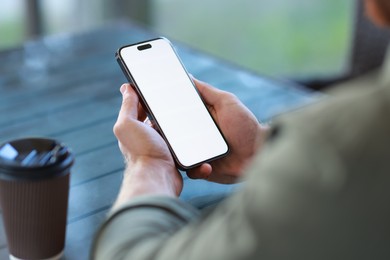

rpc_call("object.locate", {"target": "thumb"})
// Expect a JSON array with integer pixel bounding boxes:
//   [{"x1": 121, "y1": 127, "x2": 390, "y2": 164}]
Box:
[
  {"x1": 193, "y1": 78, "x2": 224, "y2": 106},
  {"x1": 117, "y1": 83, "x2": 139, "y2": 124}
]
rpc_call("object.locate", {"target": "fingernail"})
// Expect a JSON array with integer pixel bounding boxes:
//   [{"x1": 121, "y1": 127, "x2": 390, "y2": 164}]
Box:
[{"x1": 120, "y1": 84, "x2": 127, "y2": 95}]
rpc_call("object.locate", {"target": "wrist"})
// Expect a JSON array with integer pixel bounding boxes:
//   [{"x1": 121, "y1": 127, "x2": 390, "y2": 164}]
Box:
[
  {"x1": 124, "y1": 158, "x2": 179, "y2": 196},
  {"x1": 113, "y1": 158, "x2": 182, "y2": 210}
]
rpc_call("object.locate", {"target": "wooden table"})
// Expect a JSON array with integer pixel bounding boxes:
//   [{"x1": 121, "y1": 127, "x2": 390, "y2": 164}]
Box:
[{"x1": 0, "y1": 21, "x2": 317, "y2": 259}]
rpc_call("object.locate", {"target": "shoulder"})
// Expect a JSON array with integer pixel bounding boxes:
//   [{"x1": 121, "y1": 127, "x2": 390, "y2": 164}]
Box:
[
  {"x1": 255, "y1": 86, "x2": 390, "y2": 178},
  {"x1": 243, "y1": 85, "x2": 390, "y2": 217},
  {"x1": 272, "y1": 86, "x2": 390, "y2": 149},
  {"x1": 238, "y1": 86, "x2": 390, "y2": 258}
]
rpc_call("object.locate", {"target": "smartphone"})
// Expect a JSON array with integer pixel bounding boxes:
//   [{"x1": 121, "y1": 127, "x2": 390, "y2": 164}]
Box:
[{"x1": 115, "y1": 37, "x2": 229, "y2": 170}]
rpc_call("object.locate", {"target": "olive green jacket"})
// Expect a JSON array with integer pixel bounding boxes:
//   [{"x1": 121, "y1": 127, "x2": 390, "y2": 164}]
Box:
[{"x1": 92, "y1": 51, "x2": 390, "y2": 260}]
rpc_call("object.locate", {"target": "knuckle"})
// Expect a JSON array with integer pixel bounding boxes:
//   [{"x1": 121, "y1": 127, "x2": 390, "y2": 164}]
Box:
[
  {"x1": 222, "y1": 92, "x2": 238, "y2": 102},
  {"x1": 121, "y1": 95, "x2": 132, "y2": 107},
  {"x1": 113, "y1": 121, "x2": 126, "y2": 137},
  {"x1": 112, "y1": 122, "x2": 120, "y2": 136}
]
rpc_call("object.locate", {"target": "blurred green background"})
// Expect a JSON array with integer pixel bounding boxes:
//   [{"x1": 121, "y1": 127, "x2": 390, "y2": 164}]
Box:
[{"x1": 0, "y1": 0, "x2": 354, "y2": 79}]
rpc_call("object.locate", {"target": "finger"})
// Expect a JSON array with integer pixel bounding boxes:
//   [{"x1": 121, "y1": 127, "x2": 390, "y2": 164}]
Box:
[
  {"x1": 144, "y1": 117, "x2": 153, "y2": 127},
  {"x1": 117, "y1": 83, "x2": 139, "y2": 123},
  {"x1": 137, "y1": 102, "x2": 147, "y2": 121},
  {"x1": 192, "y1": 78, "x2": 225, "y2": 106},
  {"x1": 186, "y1": 163, "x2": 212, "y2": 180},
  {"x1": 124, "y1": 83, "x2": 147, "y2": 122}
]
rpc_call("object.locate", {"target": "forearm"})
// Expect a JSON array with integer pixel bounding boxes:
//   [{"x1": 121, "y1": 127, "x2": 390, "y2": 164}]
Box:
[{"x1": 92, "y1": 196, "x2": 200, "y2": 260}]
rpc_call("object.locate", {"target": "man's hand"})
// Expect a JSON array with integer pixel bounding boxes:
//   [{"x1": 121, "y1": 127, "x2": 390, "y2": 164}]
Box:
[
  {"x1": 112, "y1": 84, "x2": 183, "y2": 209},
  {"x1": 187, "y1": 79, "x2": 269, "y2": 184}
]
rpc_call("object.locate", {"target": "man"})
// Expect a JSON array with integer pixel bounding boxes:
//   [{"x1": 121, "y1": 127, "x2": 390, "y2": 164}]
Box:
[{"x1": 92, "y1": 0, "x2": 390, "y2": 259}]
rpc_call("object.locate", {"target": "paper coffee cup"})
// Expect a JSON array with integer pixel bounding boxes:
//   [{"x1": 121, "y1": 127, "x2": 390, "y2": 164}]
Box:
[{"x1": 0, "y1": 137, "x2": 74, "y2": 260}]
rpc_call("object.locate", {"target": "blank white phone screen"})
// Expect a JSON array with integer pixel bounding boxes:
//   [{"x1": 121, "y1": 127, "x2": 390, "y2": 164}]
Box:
[{"x1": 119, "y1": 38, "x2": 228, "y2": 168}]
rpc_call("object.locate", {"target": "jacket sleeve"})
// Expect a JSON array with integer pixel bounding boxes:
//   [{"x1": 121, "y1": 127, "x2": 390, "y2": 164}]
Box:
[
  {"x1": 91, "y1": 196, "x2": 201, "y2": 259},
  {"x1": 92, "y1": 87, "x2": 390, "y2": 260}
]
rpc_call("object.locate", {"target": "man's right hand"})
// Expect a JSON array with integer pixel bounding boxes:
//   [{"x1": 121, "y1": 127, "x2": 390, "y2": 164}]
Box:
[{"x1": 187, "y1": 78, "x2": 269, "y2": 184}]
